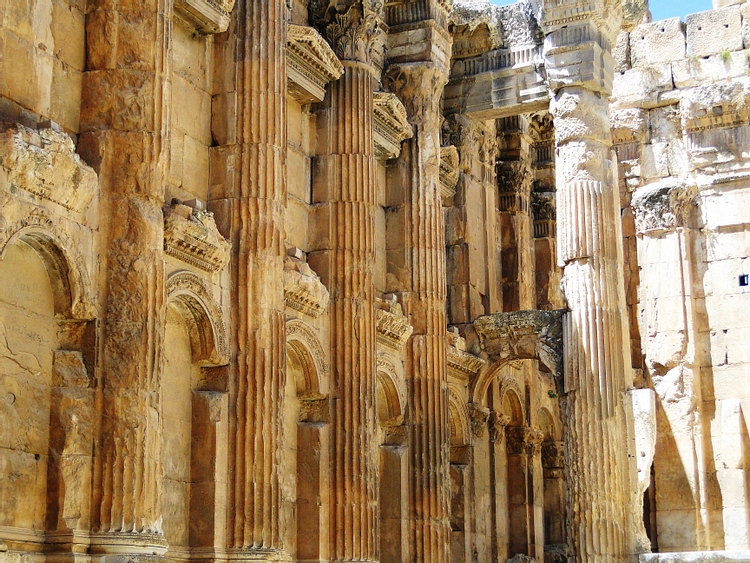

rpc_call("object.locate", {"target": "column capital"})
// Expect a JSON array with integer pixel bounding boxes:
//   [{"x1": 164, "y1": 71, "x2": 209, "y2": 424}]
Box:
[
  {"x1": 383, "y1": 63, "x2": 448, "y2": 125},
  {"x1": 488, "y1": 411, "x2": 512, "y2": 444},
  {"x1": 631, "y1": 184, "x2": 698, "y2": 235},
  {"x1": 469, "y1": 403, "x2": 490, "y2": 438},
  {"x1": 505, "y1": 425, "x2": 544, "y2": 455},
  {"x1": 310, "y1": 0, "x2": 387, "y2": 72},
  {"x1": 542, "y1": 440, "x2": 565, "y2": 470}
]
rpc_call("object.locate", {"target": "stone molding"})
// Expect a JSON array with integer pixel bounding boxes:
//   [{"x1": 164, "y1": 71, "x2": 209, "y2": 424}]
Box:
[
  {"x1": 631, "y1": 184, "x2": 698, "y2": 234},
  {"x1": 447, "y1": 331, "x2": 485, "y2": 382},
  {"x1": 0, "y1": 124, "x2": 97, "y2": 214},
  {"x1": 373, "y1": 91, "x2": 413, "y2": 160},
  {"x1": 384, "y1": 0, "x2": 450, "y2": 29},
  {"x1": 287, "y1": 24, "x2": 345, "y2": 104},
  {"x1": 286, "y1": 319, "x2": 331, "y2": 388},
  {"x1": 439, "y1": 145, "x2": 460, "y2": 198},
  {"x1": 174, "y1": 0, "x2": 234, "y2": 34},
  {"x1": 284, "y1": 250, "x2": 330, "y2": 318},
  {"x1": 376, "y1": 297, "x2": 414, "y2": 350},
  {"x1": 532, "y1": 192, "x2": 556, "y2": 238},
  {"x1": 163, "y1": 202, "x2": 231, "y2": 273}
]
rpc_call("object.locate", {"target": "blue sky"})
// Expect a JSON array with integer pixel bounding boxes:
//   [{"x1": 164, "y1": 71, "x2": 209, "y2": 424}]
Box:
[{"x1": 488, "y1": 0, "x2": 713, "y2": 21}]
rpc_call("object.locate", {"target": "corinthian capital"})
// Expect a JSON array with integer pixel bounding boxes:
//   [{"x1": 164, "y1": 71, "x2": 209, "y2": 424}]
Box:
[
  {"x1": 383, "y1": 64, "x2": 448, "y2": 125},
  {"x1": 311, "y1": 0, "x2": 386, "y2": 69}
]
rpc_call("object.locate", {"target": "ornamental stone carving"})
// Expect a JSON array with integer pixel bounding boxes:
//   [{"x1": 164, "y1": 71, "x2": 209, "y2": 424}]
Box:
[
  {"x1": 631, "y1": 183, "x2": 698, "y2": 234},
  {"x1": 469, "y1": 403, "x2": 491, "y2": 438},
  {"x1": 163, "y1": 201, "x2": 231, "y2": 273},
  {"x1": 0, "y1": 124, "x2": 97, "y2": 214},
  {"x1": 284, "y1": 249, "x2": 330, "y2": 318},
  {"x1": 531, "y1": 192, "x2": 556, "y2": 238},
  {"x1": 488, "y1": 411, "x2": 511, "y2": 444},
  {"x1": 505, "y1": 426, "x2": 544, "y2": 455},
  {"x1": 287, "y1": 24, "x2": 345, "y2": 103},
  {"x1": 299, "y1": 396, "x2": 331, "y2": 425},
  {"x1": 439, "y1": 146, "x2": 460, "y2": 199},
  {"x1": 373, "y1": 91, "x2": 413, "y2": 160},
  {"x1": 174, "y1": 0, "x2": 234, "y2": 34},
  {"x1": 447, "y1": 329, "x2": 485, "y2": 382},
  {"x1": 311, "y1": 0, "x2": 386, "y2": 69},
  {"x1": 542, "y1": 440, "x2": 565, "y2": 470}
]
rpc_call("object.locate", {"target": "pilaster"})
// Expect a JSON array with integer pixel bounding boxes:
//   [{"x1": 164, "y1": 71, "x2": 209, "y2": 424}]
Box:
[{"x1": 78, "y1": 0, "x2": 172, "y2": 551}]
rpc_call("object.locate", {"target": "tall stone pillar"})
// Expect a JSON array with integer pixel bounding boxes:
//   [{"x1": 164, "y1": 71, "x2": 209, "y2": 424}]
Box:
[
  {"x1": 542, "y1": 4, "x2": 639, "y2": 561},
  {"x1": 384, "y1": 7, "x2": 452, "y2": 561},
  {"x1": 310, "y1": 2, "x2": 383, "y2": 561},
  {"x1": 78, "y1": 0, "x2": 171, "y2": 552},
  {"x1": 209, "y1": 0, "x2": 288, "y2": 557}
]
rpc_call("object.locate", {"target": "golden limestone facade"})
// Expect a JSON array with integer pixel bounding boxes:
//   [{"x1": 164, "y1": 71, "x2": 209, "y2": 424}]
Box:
[{"x1": 3, "y1": 0, "x2": 750, "y2": 561}]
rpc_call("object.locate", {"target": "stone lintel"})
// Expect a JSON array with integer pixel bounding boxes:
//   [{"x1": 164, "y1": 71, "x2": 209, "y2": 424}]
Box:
[
  {"x1": 444, "y1": 65, "x2": 549, "y2": 119},
  {"x1": 163, "y1": 202, "x2": 231, "y2": 273},
  {"x1": 174, "y1": 0, "x2": 233, "y2": 34},
  {"x1": 373, "y1": 91, "x2": 413, "y2": 161},
  {"x1": 287, "y1": 24, "x2": 345, "y2": 104},
  {"x1": 386, "y1": 17, "x2": 452, "y2": 69},
  {"x1": 472, "y1": 309, "x2": 565, "y2": 380}
]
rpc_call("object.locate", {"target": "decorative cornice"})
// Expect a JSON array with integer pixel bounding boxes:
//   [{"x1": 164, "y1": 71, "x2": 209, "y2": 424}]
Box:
[
  {"x1": 376, "y1": 297, "x2": 413, "y2": 350},
  {"x1": 439, "y1": 145, "x2": 460, "y2": 198},
  {"x1": 284, "y1": 251, "x2": 330, "y2": 318},
  {"x1": 163, "y1": 202, "x2": 231, "y2": 273},
  {"x1": 373, "y1": 91, "x2": 413, "y2": 160},
  {"x1": 0, "y1": 124, "x2": 97, "y2": 213},
  {"x1": 447, "y1": 345, "x2": 484, "y2": 382},
  {"x1": 173, "y1": 0, "x2": 233, "y2": 34},
  {"x1": 287, "y1": 24, "x2": 345, "y2": 104}
]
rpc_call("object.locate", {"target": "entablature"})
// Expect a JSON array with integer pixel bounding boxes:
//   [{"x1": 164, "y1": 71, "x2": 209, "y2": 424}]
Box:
[
  {"x1": 287, "y1": 24, "x2": 345, "y2": 104},
  {"x1": 373, "y1": 91, "x2": 413, "y2": 160}
]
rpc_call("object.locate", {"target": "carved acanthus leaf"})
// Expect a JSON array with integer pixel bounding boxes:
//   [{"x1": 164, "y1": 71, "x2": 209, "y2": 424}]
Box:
[
  {"x1": 0, "y1": 124, "x2": 97, "y2": 213},
  {"x1": 631, "y1": 183, "x2": 697, "y2": 234},
  {"x1": 163, "y1": 202, "x2": 231, "y2": 273},
  {"x1": 469, "y1": 403, "x2": 490, "y2": 438},
  {"x1": 373, "y1": 91, "x2": 413, "y2": 160},
  {"x1": 488, "y1": 411, "x2": 511, "y2": 444},
  {"x1": 312, "y1": 0, "x2": 386, "y2": 68},
  {"x1": 505, "y1": 425, "x2": 544, "y2": 455},
  {"x1": 531, "y1": 192, "x2": 556, "y2": 238},
  {"x1": 287, "y1": 24, "x2": 345, "y2": 103}
]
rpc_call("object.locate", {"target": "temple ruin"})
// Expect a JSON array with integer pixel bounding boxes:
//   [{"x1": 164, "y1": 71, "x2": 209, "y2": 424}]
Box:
[{"x1": 1, "y1": 0, "x2": 750, "y2": 561}]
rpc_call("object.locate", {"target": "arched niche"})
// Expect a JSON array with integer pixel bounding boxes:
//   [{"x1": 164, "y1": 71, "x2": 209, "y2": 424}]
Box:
[
  {"x1": 376, "y1": 357, "x2": 405, "y2": 428},
  {"x1": 284, "y1": 319, "x2": 329, "y2": 563},
  {"x1": 162, "y1": 271, "x2": 229, "y2": 553},
  {"x1": 0, "y1": 228, "x2": 94, "y2": 540}
]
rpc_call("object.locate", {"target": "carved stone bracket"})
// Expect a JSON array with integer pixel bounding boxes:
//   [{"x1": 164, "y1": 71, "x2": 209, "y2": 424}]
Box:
[
  {"x1": 439, "y1": 145, "x2": 460, "y2": 199},
  {"x1": 284, "y1": 250, "x2": 330, "y2": 318},
  {"x1": 0, "y1": 124, "x2": 97, "y2": 213},
  {"x1": 174, "y1": 0, "x2": 234, "y2": 34},
  {"x1": 163, "y1": 201, "x2": 231, "y2": 273},
  {"x1": 376, "y1": 296, "x2": 413, "y2": 351},
  {"x1": 505, "y1": 425, "x2": 544, "y2": 455},
  {"x1": 631, "y1": 183, "x2": 698, "y2": 234},
  {"x1": 299, "y1": 395, "x2": 331, "y2": 425},
  {"x1": 488, "y1": 411, "x2": 511, "y2": 444},
  {"x1": 373, "y1": 91, "x2": 413, "y2": 160},
  {"x1": 287, "y1": 24, "x2": 345, "y2": 103},
  {"x1": 469, "y1": 403, "x2": 490, "y2": 438},
  {"x1": 473, "y1": 309, "x2": 565, "y2": 381}
]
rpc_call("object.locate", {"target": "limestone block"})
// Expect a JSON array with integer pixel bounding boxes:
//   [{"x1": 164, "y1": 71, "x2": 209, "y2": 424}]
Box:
[
  {"x1": 173, "y1": 24, "x2": 211, "y2": 90},
  {"x1": 686, "y1": 6, "x2": 743, "y2": 58},
  {"x1": 743, "y1": 4, "x2": 750, "y2": 48},
  {"x1": 705, "y1": 228, "x2": 750, "y2": 262},
  {"x1": 0, "y1": 30, "x2": 53, "y2": 119},
  {"x1": 614, "y1": 31, "x2": 631, "y2": 73},
  {"x1": 50, "y1": 0, "x2": 85, "y2": 71},
  {"x1": 700, "y1": 187, "x2": 750, "y2": 230},
  {"x1": 182, "y1": 135, "x2": 209, "y2": 201},
  {"x1": 630, "y1": 18, "x2": 686, "y2": 68},
  {"x1": 612, "y1": 63, "x2": 674, "y2": 108},
  {"x1": 173, "y1": 74, "x2": 212, "y2": 146},
  {"x1": 630, "y1": 388, "x2": 657, "y2": 493},
  {"x1": 714, "y1": 363, "x2": 750, "y2": 399},
  {"x1": 611, "y1": 108, "x2": 648, "y2": 144},
  {"x1": 50, "y1": 57, "x2": 82, "y2": 132},
  {"x1": 642, "y1": 142, "x2": 671, "y2": 180},
  {"x1": 673, "y1": 50, "x2": 750, "y2": 89}
]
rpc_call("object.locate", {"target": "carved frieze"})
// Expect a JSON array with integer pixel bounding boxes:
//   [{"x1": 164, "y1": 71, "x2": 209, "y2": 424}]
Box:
[
  {"x1": 163, "y1": 201, "x2": 231, "y2": 273},
  {"x1": 174, "y1": 0, "x2": 234, "y2": 34},
  {"x1": 631, "y1": 184, "x2": 697, "y2": 234},
  {"x1": 284, "y1": 250, "x2": 330, "y2": 318},
  {"x1": 373, "y1": 91, "x2": 413, "y2": 160},
  {"x1": 376, "y1": 297, "x2": 413, "y2": 351},
  {"x1": 0, "y1": 124, "x2": 97, "y2": 213},
  {"x1": 439, "y1": 145, "x2": 460, "y2": 199},
  {"x1": 287, "y1": 24, "x2": 345, "y2": 104}
]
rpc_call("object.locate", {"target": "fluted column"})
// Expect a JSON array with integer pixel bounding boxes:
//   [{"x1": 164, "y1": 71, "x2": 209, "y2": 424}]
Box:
[
  {"x1": 209, "y1": 0, "x2": 288, "y2": 557},
  {"x1": 310, "y1": 2, "x2": 383, "y2": 560},
  {"x1": 543, "y1": 5, "x2": 638, "y2": 559},
  {"x1": 385, "y1": 46, "x2": 451, "y2": 562},
  {"x1": 78, "y1": 0, "x2": 171, "y2": 550}
]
